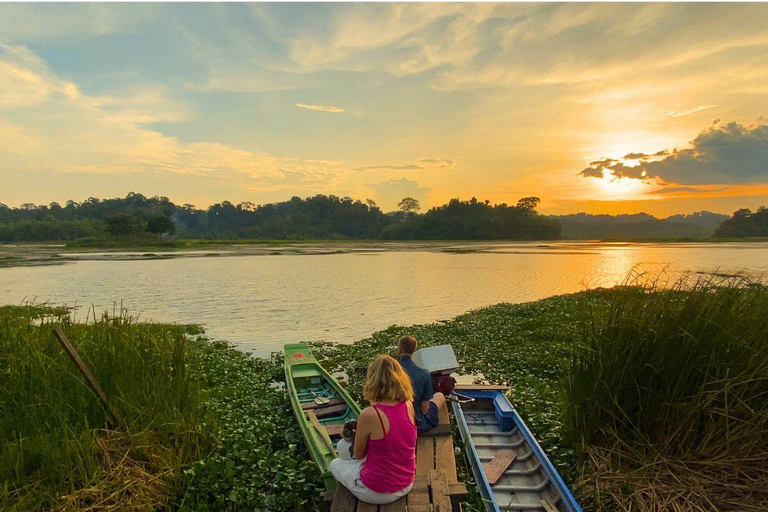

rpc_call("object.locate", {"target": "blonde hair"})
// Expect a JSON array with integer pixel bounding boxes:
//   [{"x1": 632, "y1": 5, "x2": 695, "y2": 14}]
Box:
[{"x1": 363, "y1": 354, "x2": 414, "y2": 404}]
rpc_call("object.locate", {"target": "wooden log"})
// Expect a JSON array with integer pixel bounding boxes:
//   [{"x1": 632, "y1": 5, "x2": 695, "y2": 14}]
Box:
[
  {"x1": 429, "y1": 469, "x2": 452, "y2": 512},
  {"x1": 52, "y1": 327, "x2": 123, "y2": 427}
]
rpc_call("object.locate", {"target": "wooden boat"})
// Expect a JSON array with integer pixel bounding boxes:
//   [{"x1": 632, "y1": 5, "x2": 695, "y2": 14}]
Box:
[
  {"x1": 451, "y1": 387, "x2": 582, "y2": 512},
  {"x1": 284, "y1": 343, "x2": 361, "y2": 491}
]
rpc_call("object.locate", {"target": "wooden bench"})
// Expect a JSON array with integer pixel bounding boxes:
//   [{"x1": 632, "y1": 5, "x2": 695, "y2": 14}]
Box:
[{"x1": 328, "y1": 406, "x2": 468, "y2": 512}]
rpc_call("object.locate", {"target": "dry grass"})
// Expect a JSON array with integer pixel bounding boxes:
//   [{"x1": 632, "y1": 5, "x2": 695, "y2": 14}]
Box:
[
  {"x1": 56, "y1": 430, "x2": 174, "y2": 512},
  {"x1": 583, "y1": 437, "x2": 768, "y2": 512}
]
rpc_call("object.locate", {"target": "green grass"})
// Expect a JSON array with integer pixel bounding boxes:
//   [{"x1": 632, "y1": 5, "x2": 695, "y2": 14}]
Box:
[{"x1": 0, "y1": 305, "x2": 213, "y2": 510}]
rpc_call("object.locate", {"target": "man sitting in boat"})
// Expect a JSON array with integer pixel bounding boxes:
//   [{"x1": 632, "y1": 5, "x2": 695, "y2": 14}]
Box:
[
  {"x1": 330, "y1": 355, "x2": 417, "y2": 504},
  {"x1": 397, "y1": 335, "x2": 447, "y2": 435}
]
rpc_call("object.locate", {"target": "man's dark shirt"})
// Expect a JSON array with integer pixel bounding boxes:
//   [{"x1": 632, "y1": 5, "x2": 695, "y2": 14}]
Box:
[{"x1": 399, "y1": 355, "x2": 434, "y2": 430}]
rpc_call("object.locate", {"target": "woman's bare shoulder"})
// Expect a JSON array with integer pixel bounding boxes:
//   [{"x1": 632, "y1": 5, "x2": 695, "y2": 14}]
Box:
[{"x1": 359, "y1": 406, "x2": 377, "y2": 419}]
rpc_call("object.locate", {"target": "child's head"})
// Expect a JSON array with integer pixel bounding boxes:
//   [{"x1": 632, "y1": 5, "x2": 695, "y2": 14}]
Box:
[{"x1": 363, "y1": 354, "x2": 414, "y2": 404}]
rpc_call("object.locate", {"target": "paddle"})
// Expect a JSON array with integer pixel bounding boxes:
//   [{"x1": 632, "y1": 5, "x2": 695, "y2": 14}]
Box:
[
  {"x1": 310, "y1": 389, "x2": 330, "y2": 405},
  {"x1": 306, "y1": 410, "x2": 338, "y2": 458}
]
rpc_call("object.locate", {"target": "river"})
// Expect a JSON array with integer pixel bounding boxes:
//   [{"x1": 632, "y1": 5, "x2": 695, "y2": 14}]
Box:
[{"x1": 1, "y1": 241, "x2": 765, "y2": 355}]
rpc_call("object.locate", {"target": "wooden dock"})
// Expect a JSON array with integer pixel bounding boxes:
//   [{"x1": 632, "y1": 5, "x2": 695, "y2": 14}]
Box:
[{"x1": 328, "y1": 406, "x2": 468, "y2": 512}]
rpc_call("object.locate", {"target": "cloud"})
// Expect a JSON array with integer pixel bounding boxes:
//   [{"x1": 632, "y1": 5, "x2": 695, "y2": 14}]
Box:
[
  {"x1": 580, "y1": 122, "x2": 768, "y2": 185},
  {"x1": 366, "y1": 177, "x2": 431, "y2": 211},
  {"x1": 0, "y1": 43, "x2": 80, "y2": 108},
  {"x1": 665, "y1": 104, "x2": 717, "y2": 118},
  {"x1": 358, "y1": 158, "x2": 457, "y2": 172},
  {"x1": 294, "y1": 103, "x2": 345, "y2": 113},
  {"x1": 0, "y1": 44, "x2": 352, "y2": 199}
]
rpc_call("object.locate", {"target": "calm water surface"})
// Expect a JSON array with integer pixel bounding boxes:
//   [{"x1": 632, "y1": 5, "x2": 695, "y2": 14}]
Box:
[{"x1": 1, "y1": 242, "x2": 766, "y2": 355}]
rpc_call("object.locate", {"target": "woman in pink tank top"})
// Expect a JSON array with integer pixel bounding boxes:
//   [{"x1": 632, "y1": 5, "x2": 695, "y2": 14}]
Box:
[{"x1": 330, "y1": 355, "x2": 417, "y2": 504}]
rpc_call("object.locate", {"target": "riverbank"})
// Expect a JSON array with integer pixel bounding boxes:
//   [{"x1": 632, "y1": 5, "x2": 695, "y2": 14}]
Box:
[
  {"x1": 2, "y1": 277, "x2": 766, "y2": 511},
  {"x1": 2, "y1": 239, "x2": 767, "y2": 270}
]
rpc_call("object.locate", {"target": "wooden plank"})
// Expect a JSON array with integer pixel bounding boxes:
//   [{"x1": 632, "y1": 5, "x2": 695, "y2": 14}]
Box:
[
  {"x1": 483, "y1": 449, "x2": 517, "y2": 485},
  {"x1": 454, "y1": 384, "x2": 508, "y2": 391},
  {"x1": 356, "y1": 502, "x2": 378, "y2": 512},
  {"x1": 540, "y1": 499, "x2": 559, "y2": 512},
  {"x1": 421, "y1": 423, "x2": 452, "y2": 437},
  {"x1": 330, "y1": 486, "x2": 356, "y2": 512},
  {"x1": 379, "y1": 497, "x2": 406, "y2": 512},
  {"x1": 407, "y1": 476, "x2": 430, "y2": 512},
  {"x1": 314, "y1": 403, "x2": 349, "y2": 419},
  {"x1": 438, "y1": 402, "x2": 451, "y2": 425},
  {"x1": 52, "y1": 327, "x2": 124, "y2": 427},
  {"x1": 429, "y1": 469, "x2": 452, "y2": 512},
  {"x1": 416, "y1": 436, "x2": 434, "y2": 473},
  {"x1": 448, "y1": 482, "x2": 469, "y2": 511},
  {"x1": 435, "y1": 436, "x2": 458, "y2": 482},
  {"x1": 302, "y1": 397, "x2": 346, "y2": 409},
  {"x1": 448, "y1": 482, "x2": 469, "y2": 499},
  {"x1": 325, "y1": 425, "x2": 345, "y2": 437},
  {"x1": 306, "y1": 410, "x2": 338, "y2": 458}
]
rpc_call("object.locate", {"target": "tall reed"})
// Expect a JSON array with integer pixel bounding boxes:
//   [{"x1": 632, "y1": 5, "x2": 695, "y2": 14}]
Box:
[
  {"x1": 564, "y1": 272, "x2": 768, "y2": 510},
  {"x1": 0, "y1": 305, "x2": 211, "y2": 510}
]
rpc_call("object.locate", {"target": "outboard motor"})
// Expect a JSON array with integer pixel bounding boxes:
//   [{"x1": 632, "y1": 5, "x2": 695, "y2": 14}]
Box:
[{"x1": 412, "y1": 345, "x2": 459, "y2": 395}]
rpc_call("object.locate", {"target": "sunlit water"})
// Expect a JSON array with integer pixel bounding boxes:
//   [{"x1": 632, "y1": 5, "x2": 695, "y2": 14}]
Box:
[{"x1": 1, "y1": 242, "x2": 766, "y2": 355}]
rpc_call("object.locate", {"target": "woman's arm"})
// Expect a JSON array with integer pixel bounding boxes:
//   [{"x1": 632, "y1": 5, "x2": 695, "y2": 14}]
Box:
[{"x1": 353, "y1": 407, "x2": 375, "y2": 460}]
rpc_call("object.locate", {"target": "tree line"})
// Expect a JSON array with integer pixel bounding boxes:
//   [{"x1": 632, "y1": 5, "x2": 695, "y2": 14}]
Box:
[
  {"x1": 0, "y1": 193, "x2": 762, "y2": 242},
  {"x1": 713, "y1": 207, "x2": 768, "y2": 237},
  {"x1": 0, "y1": 193, "x2": 560, "y2": 242}
]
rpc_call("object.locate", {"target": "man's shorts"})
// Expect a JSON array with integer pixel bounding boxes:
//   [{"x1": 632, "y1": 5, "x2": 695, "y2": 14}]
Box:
[{"x1": 418, "y1": 401, "x2": 440, "y2": 435}]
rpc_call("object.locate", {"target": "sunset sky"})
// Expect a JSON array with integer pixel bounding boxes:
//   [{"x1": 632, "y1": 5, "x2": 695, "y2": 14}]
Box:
[{"x1": 1, "y1": 3, "x2": 767, "y2": 216}]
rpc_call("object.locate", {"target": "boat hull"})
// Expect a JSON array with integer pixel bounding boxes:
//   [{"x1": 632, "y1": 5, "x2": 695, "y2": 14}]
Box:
[
  {"x1": 452, "y1": 389, "x2": 581, "y2": 512},
  {"x1": 284, "y1": 343, "x2": 361, "y2": 491}
]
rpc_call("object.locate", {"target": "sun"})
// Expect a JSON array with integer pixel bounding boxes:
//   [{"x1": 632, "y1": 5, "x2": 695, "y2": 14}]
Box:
[{"x1": 595, "y1": 170, "x2": 648, "y2": 200}]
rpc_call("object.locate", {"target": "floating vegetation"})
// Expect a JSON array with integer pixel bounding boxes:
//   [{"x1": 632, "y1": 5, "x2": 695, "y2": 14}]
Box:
[{"x1": 2, "y1": 273, "x2": 765, "y2": 511}]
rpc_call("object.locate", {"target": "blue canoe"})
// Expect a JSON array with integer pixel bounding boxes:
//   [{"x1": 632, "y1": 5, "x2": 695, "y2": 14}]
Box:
[{"x1": 451, "y1": 387, "x2": 582, "y2": 512}]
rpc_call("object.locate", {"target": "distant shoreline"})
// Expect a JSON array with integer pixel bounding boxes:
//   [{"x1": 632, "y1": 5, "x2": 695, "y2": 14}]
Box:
[{"x1": 1, "y1": 238, "x2": 766, "y2": 269}]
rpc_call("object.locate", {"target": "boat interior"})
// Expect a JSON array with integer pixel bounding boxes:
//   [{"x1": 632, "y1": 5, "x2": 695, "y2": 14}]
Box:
[
  {"x1": 459, "y1": 396, "x2": 567, "y2": 511},
  {"x1": 295, "y1": 376, "x2": 356, "y2": 445}
]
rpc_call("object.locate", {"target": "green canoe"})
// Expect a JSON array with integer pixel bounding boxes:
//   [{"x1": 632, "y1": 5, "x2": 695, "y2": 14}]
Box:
[{"x1": 284, "y1": 343, "x2": 361, "y2": 491}]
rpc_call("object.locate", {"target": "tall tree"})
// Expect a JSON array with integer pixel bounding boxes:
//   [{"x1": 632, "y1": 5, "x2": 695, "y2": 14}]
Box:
[{"x1": 398, "y1": 197, "x2": 421, "y2": 219}]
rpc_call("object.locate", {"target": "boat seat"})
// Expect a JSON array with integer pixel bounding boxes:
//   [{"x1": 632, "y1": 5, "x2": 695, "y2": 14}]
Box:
[
  {"x1": 312, "y1": 403, "x2": 349, "y2": 419},
  {"x1": 301, "y1": 397, "x2": 346, "y2": 410}
]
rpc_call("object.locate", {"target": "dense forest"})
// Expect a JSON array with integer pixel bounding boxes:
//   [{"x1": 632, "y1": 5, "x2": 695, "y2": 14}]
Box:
[
  {"x1": 551, "y1": 211, "x2": 730, "y2": 239},
  {"x1": 383, "y1": 197, "x2": 561, "y2": 240},
  {"x1": 0, "y1": 193, "x2": 762, "y2": 242},
  {"x1": 713, "y1": 207, "x2": 768, "y2": 237},
  {"x1": 0, "y1": 193, "x2": 558, "y2": 242}
]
